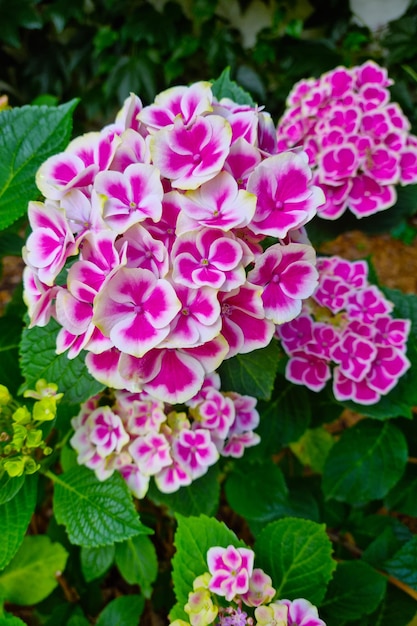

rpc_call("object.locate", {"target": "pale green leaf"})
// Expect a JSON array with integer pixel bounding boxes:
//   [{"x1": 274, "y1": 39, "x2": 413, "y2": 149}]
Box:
[
  {"x1": 0, "y1": 535, "x2": 68, "y2": 605},
  {"x1": 290, "y1": 427, "x2": 334, "y2": 473}
]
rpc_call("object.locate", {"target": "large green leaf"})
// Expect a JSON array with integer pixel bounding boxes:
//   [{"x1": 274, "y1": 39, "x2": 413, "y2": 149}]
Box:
[
  {"x1": 0, "y1": 535, "x2": 68, "y2": 605},
  {"x1": 147, "y1": 465, "x2": 220, "y2": 516},
  {"x1": 320, "y1": 560, "x2": 387, "y2": 623},
  {"x1": 0, "y1": 474, "x2": 25, "y2": 506},
  {"x1": 218, "y1": 340, "x2": 280, "y2": 400},
  {"x1": 0, "y1": 474, "x2": 37, "y2": 570},
  {"x1": 19, "y1": 318, "x2": 104, "y2": 405},
  {"x1": 171, "y1": 514, "x2": 246, "y2": 620},
  {"x1": 255, "y1": 518, "x2": 336, "y2": 605},
  {"x1": 385, "y1": 536, "x2": 417, "y2": 591},
  {"x1": 0, "y1": 100, "x2": 78, "y2": 229},
  {"x1": 115, "y1": 535, "x2": 157, "y2": 598},
  {"x1": 322, "y1": 421, "x2": 408, "y2": 505},
  {"x1": 95, "y1": 595, "x2": 145, "y2": 626},
  {"x1": 346, "y1": 585, "x2": 417, "y2": 626},
  {"x1": 52, "y1": 466, "x2": 150, "y2": 547},
  {"x1": 384, "y1": 464, "x2": 417, "y2": 516}
]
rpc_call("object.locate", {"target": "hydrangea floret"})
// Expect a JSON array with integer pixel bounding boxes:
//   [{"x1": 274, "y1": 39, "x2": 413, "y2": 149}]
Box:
[
  {"x1": 70, "y1": 373, "x2": 261, "y2": 497},
  {"x1": 169, "y1": 544, "x2": 326, "y2": 626},
  {"x1": 276, "y1": 60, "x2": 417, "y2": 219},
  {"x1": 23, "y1": 80, "x2": 324, "y2": 404},
  {"x1": 0, "y1": 380, "x2": 62, "y2": 477},
  {"x1": 276, "y1": 256, "x2": 411, "y2": 404}
]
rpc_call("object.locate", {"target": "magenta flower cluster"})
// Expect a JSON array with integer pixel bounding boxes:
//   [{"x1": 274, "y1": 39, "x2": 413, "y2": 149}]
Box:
[
  {"x1": 170, "y1": 544, "x2": 326, "y2": 626},
  {"x1": 70, "y1": 373, "x2": 260, "y2": 497},
  {"x1": 23, "y1": 82, "x2": 324, "y2": 404},
  {"x1": 276, "y1": 60, "x2": 417, "y2": 219},
  {"x1": 276, "y1": 256, "x2": 411, "y2": 405}
]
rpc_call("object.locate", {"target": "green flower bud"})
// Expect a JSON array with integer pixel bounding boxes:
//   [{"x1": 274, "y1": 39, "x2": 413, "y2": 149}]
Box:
[
  {"x1": 4, "y1": 456, "x2": 25, "y2": 477},
  {"x1": 12, "y1": 406, "x2": 31, "y2": 425},
  {"x1": 26, "y1": 428, "x2": 43, "y2": 448},
  {"x1": 0, "y1": 385, "x2": 11, "y2": 406},
  {"x1": 33, "y1": 397, "x2": 57, "y2": 422},
  {"x1": 12, "y1": 423, "x2": 27, "y2": 449},
  {"x1": 24, "y1": 457, "x2": 40, "y2": 474}
]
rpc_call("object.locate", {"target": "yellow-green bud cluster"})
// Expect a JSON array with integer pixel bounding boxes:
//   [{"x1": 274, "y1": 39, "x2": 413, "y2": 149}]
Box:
[{"x1": 0, "y1": 380, "x2": 62, "y2": 478}]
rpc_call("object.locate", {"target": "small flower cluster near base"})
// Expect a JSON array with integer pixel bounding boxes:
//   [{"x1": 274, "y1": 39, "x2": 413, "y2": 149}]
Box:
[
  {"x1": 170, "y1": 544, "x2": 326, "y2": 626},
  {"x1": 276, "y1": 256, "x2": 411, "y2": 404},
  {"x1": 276, "y1": 60, "x2": 417, "y2": 219},
  {"x1": 70, "y1": 373, "x2": 260, "y2": 497},
  {"x1": 22, "y1": 81, "x2": 324, "y2": 404}
]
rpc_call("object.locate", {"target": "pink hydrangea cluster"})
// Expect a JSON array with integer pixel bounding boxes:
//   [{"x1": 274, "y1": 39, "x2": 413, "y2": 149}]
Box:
[
  {"x1": 22, "y1": 81, "x2": 324, "y2": 404},
  {"x1": 70, "y1": 373, "x2": 261, "y2": 497},
  {"x1": 276, "y1": 256, "x2": 411, "y2": 405},
  {"x1": 170, "y1": 544, "x2": 326, "y2": 626},
  {"x1": 276, "y1": 60, "x2": 417, "y2": 219}
]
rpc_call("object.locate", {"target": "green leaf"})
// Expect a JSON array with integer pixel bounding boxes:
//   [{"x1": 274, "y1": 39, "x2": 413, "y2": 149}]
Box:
[
  {"x1": 0, "y1": 474, "x2": 37, "y2": 570},
  {"x1": 322, "y1": 421, "x2": 408, "y2": 505},
  {"x1": 172, "y1": 514, "x2": 246, "y2": 620},
  {"x1": 147, "y1": 465, "x2": 220, "y2": 516},
  {"x1": 0, "y1": 0, "x2": 42, "y2": 47},
  {"x1": 385, "y1": 536, "x2": 417, "y2": 591},
  {"x1": 52, "y1": 466, "x2": 150, "y2": 547},
  {"x1": 384, "y1": 464, "x2": 417, "y2": 516},
  {"x1": 0, "y1": 100, "x2": 78, "y2": 229},
  {"x1": 362, "y1": 525, "x2": 404, "y2": 569},
  {"x1": 211, "y1": 67, "x2": 256, "y2": 106},
  {"x1": 0, "y1": 474, "x2": 25, "y2": 506},
  {"x1": 349, "y1": 585, "x2": 417, "y2": 626},
  {"x1": 224, "y1": 461, "x2": 288, "y2": 525},
  {"x1": 80, "y1": 544, "x2": 115, "y2": 582},
  {"x1": 0, "y1": 613, "x2": 27, "y2": 625},
  {"x1": 0, "y1": 535, "x2": 68, "y2": 605},
  {"x1": 219, "y1": 340, "x2": 280, "y2": 401},
  {"x1": 320, "y1": 560, "x2": 387, "y2": 622},
  {"x1": 95, "y1": 595, "x2": 145, "y2": 626},
  {"x1": 115, "y1": 535, "x2": 157, "y2": 598},
  {"x1": 290, "y1": 426, "x2": 334, "y2": 473},
  {"x1": 255, "y1": 518, "x2": 336, "y2": 605},
  {"x1": 20, "y1": 318, "x2": 104, "y2": 405},
  {"x1": 0, "y1": 232, "x2": 24, "y2": 257}
]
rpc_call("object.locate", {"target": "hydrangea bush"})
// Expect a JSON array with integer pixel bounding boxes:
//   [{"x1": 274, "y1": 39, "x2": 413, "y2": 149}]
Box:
[{"x1": 0, "y1": 66, "x2": 417, "y2": 626}]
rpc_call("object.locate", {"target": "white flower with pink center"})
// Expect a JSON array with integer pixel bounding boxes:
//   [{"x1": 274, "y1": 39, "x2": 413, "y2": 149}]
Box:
[
  {"x1": 193, "y1": 389, "x2": 235, "y2": 440},
  {"x1": 207, "y1": 545, "x2": 254, "y2": 601}
]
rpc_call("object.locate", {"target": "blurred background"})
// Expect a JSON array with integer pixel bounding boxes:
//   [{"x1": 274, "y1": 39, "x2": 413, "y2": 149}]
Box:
[{"x1": 1, "y1": 0, "x2": 417, "y2": 133}]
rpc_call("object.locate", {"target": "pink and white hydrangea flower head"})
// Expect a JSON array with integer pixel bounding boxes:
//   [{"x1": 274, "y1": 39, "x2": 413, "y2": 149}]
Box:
[
  {"x1": 24, "y1": 77, "x2": 321, "y2": 405},
  {"x1": 276, "y1": 60, "x2": 417, "y2": 220},
  {"x1": 277, "y1": 255, "x2": 411, "y2": 405}
]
